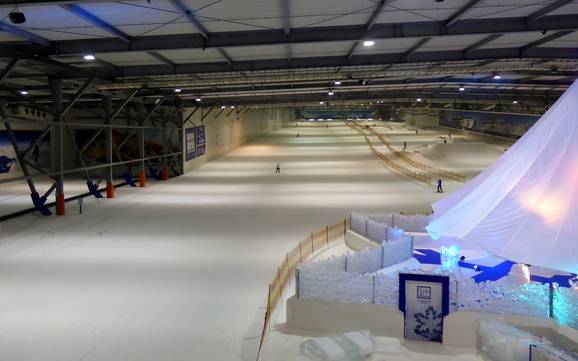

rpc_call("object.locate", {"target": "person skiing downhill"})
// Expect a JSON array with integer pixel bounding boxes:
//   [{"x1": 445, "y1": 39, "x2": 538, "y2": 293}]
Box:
[
  {"x1": 276, "y1": 163, "x2": 281, "y2": 174},
  {"x1": 436, "y1": 179, "x2": 443, "y2": 193},
  {"x1": 402, "y1": 141, "x2": 407, "y2": 151}
]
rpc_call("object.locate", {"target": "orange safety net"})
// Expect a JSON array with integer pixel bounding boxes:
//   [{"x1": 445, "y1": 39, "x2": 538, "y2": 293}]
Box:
[
  {"x1": 347, "y1": 121, "x2": 467, "y2": 184},
  {"x1": 256, "y1": 219, "x2": 347, "y2": 360}
]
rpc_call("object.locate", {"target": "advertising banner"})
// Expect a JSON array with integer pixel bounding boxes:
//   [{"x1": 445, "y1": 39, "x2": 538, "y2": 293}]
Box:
[
  {"x1": 195, "y1": 125, "x2": 206, "y2": 156},
  {"x1": 185, "y1": 125, "x2": 206, "y2": 161},
  {"x1": 399, "y1": 274, "x2": 449, "y2": 342}
]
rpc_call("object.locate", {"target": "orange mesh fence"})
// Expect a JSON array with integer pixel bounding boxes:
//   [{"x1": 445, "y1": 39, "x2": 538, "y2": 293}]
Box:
[
  {"x1": 256, "y1": 220, "x2": 347, "y2": 360},
  {"x1": 347, "y1": 121, "x2": 431, "y2": 185},
  {"x1": 361, "y1": 123, "x2": 467, "y2": 183},
  {"x1": 350, "y1": 122, "x2": 432, "y2": 185}
]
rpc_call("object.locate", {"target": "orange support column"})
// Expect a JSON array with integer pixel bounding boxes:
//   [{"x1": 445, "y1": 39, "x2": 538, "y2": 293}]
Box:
[
  {"x1": 56, "y1": 193, "x2": 65, "y2": 216},
  {"x1": 161, "y1": 167, "x2": 169, "y2": 181},
  {"x1": 106, "y1": 182, "x2": 115, "y2": 198},
  {"x1": 139, "y1": 171, "x2": 146, "y2": 187}
]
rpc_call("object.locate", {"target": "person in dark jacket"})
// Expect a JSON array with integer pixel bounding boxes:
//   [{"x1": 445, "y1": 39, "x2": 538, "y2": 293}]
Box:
[{"x1": 436, "y1": 179, "x2": 443, "y2": 193}]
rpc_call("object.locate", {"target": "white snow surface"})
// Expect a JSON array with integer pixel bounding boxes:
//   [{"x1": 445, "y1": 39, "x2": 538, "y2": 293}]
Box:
[{"x1": 0, "y1": 122, "x2": 492, "y2": 361}]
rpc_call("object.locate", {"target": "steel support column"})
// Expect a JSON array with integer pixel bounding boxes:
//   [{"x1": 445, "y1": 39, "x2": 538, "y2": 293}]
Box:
[
  {"x1": 48, "y1": 79, "x2": 65, "y2": 215},
  {"x1": 139, "y1": 128, "x2": 146, "y2": 187},
  {"x1": 103, "y1": 95, "x2": 115, "y2": 198}
]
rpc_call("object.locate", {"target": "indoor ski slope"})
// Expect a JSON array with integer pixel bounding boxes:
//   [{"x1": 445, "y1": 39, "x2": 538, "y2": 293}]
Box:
[{"x1": 0, "y1": 121, "x2": 501, "y2": 361}]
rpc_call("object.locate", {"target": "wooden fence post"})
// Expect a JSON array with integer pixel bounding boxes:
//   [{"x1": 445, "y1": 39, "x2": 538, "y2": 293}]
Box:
[
  {"x1": 326, "y1": 225, "x2": 329, "y2": 245},
  {"x1": 277, "y1": 267, "x2": 282, "y2": 299},
  {"x1": 299, "y1": 241, "x2": 302, "y2": 263},
  {"x1": 311, "y1": 232, "x2": 314, "y2": 254}
]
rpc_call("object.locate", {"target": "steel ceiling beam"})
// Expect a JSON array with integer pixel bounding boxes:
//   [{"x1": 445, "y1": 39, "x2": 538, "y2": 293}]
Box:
[
  {"x1": 177, "y1": 89, "x2": 560, "y2": 107},
  {"x1": 0, "y1": 0, "x2": 132, "y2": 5},
  {"x1": 217, "y1": 48, "x2": 234, "y2": 66},
  {"x1": 0, "y1": 57, "x2": 19, "y2": 84},
  {"x1": 527, "y1": 0, "x2": 573, "y2": 22},
  {"x1": 147, "y1": 51, "x2": 176, "y2": 70},
  {"x1": 463, "y1": 34, "x2": 503, "y2": 54},
  {"x1": 61, "y1": 77, "x2": 94, "y2": 116},
  {"x1": 62, "y1": 4, "x2": 131, "y2": 43},
  {"x1": 347, "y1": 0, "x2": 389, "y2": 59},
  {"x1": 110, "y1": 47, "x2": 578, "y2": 79},
  {"x1": 169, "y1": 0, "x2": 208, "y2": 39},
  {"x1": 279, "y1": 0, "x2": 292, "y2": 61},
  {"x1": 9, "y1": 75, "x2": 570, "y2": 104},
  {"x1": 5, "y1": 14, "x2": 577, "y2": 58},
  {"x1": 404, "y1": 38, "x2": 431, "y2": 58},
  {"x1": 29, "y1": 56, "x2": 98, "y2": 78},
  {"x1": 143, "y1": 76, "x2": 573, "y2": 95},
  {"x1": 445, "y1": 0, "x2": 483, "y2": 27},
  {"x1": 279, "y1": 0, "x2": 291, "y2": 36},
  {"x1": 169, "y1": 0, "x2": 233, "y2": 64},
  {"x1": 520, "y1": 30, "x2": 574, "y2": 52},
  {"x1": 110, "y1": 89, "x2": 138, "y2": 120},
  {"x1": 0, "y1": 21, "x2": 51, "y2": 46},
  {"x1": 365, "y1": 0, "x2": 388, "y2": 31},
  {"x1": 20, "y1": 47, "x2": 578, "y2": 81}
]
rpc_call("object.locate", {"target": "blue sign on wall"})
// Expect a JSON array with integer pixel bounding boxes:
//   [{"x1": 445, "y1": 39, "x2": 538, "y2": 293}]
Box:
[
  {"x1": 185, "y1": 126, "x2": 206, "y2": 161},
  {"x1": 195, "y1": 126, "x2": 206, "y2": 156}
]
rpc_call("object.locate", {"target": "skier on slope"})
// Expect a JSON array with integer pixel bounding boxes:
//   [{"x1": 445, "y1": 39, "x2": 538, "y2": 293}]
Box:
[
  {"x1": 276, "y1": 163, "x2": 281, "y2": 174},
  {"x1": 436, "y1": 179, "x2": 443, "y2": 193},
  {"x1": 402, "y1": 141, "x2": 407, "y2": 151}
]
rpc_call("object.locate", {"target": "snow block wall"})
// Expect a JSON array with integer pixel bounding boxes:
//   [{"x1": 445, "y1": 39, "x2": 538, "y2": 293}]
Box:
[
  {"x1": 297, "y1": 236, "x2": 414, "y2": 303},
  {"x1": 349, "y1": 212, "x2": 368, "y2": 236},
  {"x1": 298, "y1": 271, "x2": 374, "y2": 304},
  {"x1": 346, "y1": 247, "x2": 383, "y2": 274},
  {"x1": 553, "y1": 287, "x2": 578, "y2": 329},
  {"x1": 457, "y1": 279, "x2": 550, "y2": 318},
  {"x1": 366, "y1": 219, "x2": 388, "y2": 244},
  {"x1": 349, "y1": 212, "x2": 431, "y2": 236},
  {"x1": 388, "y1": 214, "x2": 430, "y2": 232},
  {"x1": 382, "y1": 236, "x2": 414, "y2": 268}
]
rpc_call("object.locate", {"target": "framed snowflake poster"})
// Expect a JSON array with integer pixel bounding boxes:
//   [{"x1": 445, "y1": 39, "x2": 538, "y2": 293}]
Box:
[{"x1": 398, "y1": 273, "x2": 449, "y2": 342}]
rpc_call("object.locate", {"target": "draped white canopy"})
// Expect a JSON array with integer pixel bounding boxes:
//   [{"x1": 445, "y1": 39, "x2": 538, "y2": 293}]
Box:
[{"x1": 427, "y1": 81, "x2": 578, "y2": 274}]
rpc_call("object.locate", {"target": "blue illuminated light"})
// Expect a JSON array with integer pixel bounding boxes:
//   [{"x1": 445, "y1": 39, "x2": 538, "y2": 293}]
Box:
[{"x1": 440, "y1": 245, "x2": 460, "y2": 272}]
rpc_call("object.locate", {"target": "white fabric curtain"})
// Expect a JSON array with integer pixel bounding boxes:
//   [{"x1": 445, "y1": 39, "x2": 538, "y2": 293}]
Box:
[{"x1": 427, "y1": 80, "x2": 578, "y2": 274}]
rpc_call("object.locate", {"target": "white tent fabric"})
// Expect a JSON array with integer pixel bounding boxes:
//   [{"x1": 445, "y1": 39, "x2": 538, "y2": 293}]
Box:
[{"x1": 427, "y1": 80, "x2": 578, "y2": 274}]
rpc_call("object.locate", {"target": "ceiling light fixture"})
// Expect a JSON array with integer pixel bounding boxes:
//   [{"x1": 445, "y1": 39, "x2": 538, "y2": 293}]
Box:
[
  {"x1": 319, "y1": 101, "x2": 325, "y2": 105},
  {"x1": 416, "y1": 98, "x2": 423, "y2": 102},
  {"x1": 493, "y1": 74, "x2": 501, "y2": 80},
  {"x1": 459, "y1": 87, "x2": 465, "y2": 91},
  {"x1": 174, "y1": 88, "x2": 182, "y2": 93},
  {"x1": 195, "y1": 98, "x2": 202, "y2": 102},
  {"x1": 83, "y1": 54, "x2": 96, "y2": 61},
  {"x1": 334, "y1": 81, "x2": 342, "y2": 85},
  {"x1": 328, "y1": 91, "x2": 334, "y2": 96},
  {"x1": 363, "y1": 40, "x2": 375, "y2": 47},
  {"x1": 513, "y1": 100, "x2": 518, "y2": 104},
  {"x1": 221, "y1": 106, "x2": 226, "y2": 109},
  {"x1": 19, "y1": 90, "x2": 28, "y2": 95}
]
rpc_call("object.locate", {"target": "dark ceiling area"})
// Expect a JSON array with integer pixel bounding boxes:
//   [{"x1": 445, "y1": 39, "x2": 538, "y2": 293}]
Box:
[{"x1": 0, "y1": 0, "x2": 576, "y2": 109}]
